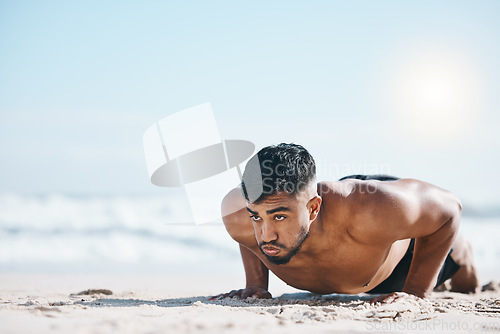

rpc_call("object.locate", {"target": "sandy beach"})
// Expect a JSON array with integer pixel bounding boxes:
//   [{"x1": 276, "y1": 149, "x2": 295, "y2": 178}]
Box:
[
  {"x1": 1, "y1": 273, "x2": 499, "y2": 333},
  {"x1": 1, "y1": 196, "x2": 498, "y2": 333},
  {"x1": 2, "y1": 0, "x2": 500, "y2": 332}
]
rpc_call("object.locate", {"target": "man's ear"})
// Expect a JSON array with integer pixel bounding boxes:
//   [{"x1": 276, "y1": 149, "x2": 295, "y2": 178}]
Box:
[{"x1": 308, "y1": 195, "x2": 322, "y2": 221}]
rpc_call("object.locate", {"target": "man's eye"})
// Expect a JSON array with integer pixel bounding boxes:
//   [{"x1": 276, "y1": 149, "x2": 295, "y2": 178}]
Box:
[
  {"x1": 250, "y1": 215, "x2": 261, "y2": 221},
  {"x1": 274, "y1": 215, "x2": 286, "y2": 221}
]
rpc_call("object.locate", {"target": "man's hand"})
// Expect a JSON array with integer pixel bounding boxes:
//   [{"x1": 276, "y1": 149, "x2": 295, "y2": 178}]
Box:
[
  {"x1": 208, "y1": 286, "x2": 272, "y2": 301},
  {"x1": 369, "y1": 291, "x2": 423, "y2": 304}
]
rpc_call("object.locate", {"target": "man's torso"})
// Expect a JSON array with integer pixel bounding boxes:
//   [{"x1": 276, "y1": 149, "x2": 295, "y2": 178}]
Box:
[{"x1": 228, "y1": 180, "x2": 412, "y2": 294}]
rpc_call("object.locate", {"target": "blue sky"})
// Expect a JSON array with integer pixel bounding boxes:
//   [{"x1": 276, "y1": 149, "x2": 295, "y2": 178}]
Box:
[{"x1": 0, "y1": 0, "x2": 499, "y2": 206}]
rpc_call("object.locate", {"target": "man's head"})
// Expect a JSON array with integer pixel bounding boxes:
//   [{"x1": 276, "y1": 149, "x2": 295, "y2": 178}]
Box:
[{"x1": 241, "y1": 143, "x2": 321, "y2": 265}]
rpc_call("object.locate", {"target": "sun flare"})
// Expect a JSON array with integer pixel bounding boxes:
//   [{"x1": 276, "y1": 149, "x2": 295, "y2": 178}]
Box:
[{"x1": 390, "y1": 48, "x2": 482, "y2": 145}]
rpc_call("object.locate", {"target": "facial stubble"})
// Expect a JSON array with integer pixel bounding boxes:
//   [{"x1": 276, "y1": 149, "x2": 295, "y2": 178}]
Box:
[{"x1": 259, "y1": 226, "x2": 310, "y2": 265}]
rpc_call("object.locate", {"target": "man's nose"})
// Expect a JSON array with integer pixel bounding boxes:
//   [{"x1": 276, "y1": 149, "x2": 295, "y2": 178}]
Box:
[{"x1": 261, "y1": 222, "x2": 278, "y2": 243}]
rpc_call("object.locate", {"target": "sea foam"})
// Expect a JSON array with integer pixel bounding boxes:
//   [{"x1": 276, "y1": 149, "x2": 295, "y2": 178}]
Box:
[{"x1": 0, "y1": 194, "x2": 498, "y2": 281}]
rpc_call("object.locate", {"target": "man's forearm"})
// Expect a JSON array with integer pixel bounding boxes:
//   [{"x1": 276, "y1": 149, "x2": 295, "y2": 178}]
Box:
[
  {"x1": 240, "y1": 244, "x2": 269, "y2": 289},
  {"x1": 403, "y1": 215, "x2": 460, "y2": 298}
]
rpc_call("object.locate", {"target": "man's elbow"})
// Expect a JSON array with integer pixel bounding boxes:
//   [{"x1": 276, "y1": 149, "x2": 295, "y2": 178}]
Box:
[
  {"x1": 452, "y1": 195, "x2": 462, "y2": 218},
  {"x1": 446, "y1": 195, "x2": 462, "y2": 233},
  {"x1": 441, "y1": 189, "x2": 462, "y2": 219},
  {"x1": 437, "y1": 192, "x2": 462, "y2": 231}
]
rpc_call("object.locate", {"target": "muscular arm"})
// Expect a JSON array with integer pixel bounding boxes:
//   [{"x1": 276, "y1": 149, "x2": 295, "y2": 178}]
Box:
[
  {"x1": 215, "y1": 188, "x2": 271, "y2": 299},
  {"x1": 240, "y1": 244, "x2": 269, "y2": 290},
  {"x1": 354, "y1": 179, "x2": 462, "y2": 298},
  {"x1": 403, "y1": 211, "x2": 460, "y2": 297}
]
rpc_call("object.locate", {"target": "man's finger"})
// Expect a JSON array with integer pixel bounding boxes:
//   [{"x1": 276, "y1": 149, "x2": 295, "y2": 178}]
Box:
[
  {"x1": 207, "y1": 294, "x2": 222, "y2": 301},
  {"x1": 227, "y1": 290, "x2": 239, "y2": 298},
  {"x1": 208, "y1": 293, "x2": 227, "y2": 301},
  {"x1": 382, "y1": 294, "x2": 397, "y2": 304},
  {"x1": 369, "y1": 292, "x2": 395, "y2": 304},
  {"x1": 384, "y1": 296, "x2": 394, "y2": 303},
  {"x1": 214, "y1": 293, "x2": 230, "y2": 300},
  {"x1": 241, "y1": 290, "x2": 252, "y2": 298}
]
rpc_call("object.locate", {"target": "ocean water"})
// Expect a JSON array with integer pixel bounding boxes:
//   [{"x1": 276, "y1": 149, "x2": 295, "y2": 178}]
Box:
[
  {"x1": 0, "y1": 194, "x2": 241, "y2": 274},
  {"x1": 0, "y1": 194, "x2": 498, "y2": 282}
]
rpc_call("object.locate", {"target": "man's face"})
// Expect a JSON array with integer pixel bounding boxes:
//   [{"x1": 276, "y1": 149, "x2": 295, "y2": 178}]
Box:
[{"x1": 246, "y1": 192, "x2": 313, "y2": 265}]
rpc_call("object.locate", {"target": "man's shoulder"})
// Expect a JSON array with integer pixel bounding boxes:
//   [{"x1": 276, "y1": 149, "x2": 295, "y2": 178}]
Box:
[
  {"x1": 340, "y1": 177, "x2": 458, "y2": 243},
  {"x1": 316, "y1": 178, "x2": 415, "y2": 243},
  {"x1": 221, "y1": 187, "x2": 257, "y2": 247},
  {"x1": 339, "y1": 178, "x2": 422, "y2": 219},
  {"x1": 337, "y1": 177, "x2": 424, "y2": 201}
]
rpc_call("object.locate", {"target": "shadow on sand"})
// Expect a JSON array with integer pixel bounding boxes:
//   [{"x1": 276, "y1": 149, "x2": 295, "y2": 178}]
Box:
[{"x1": 73, "y1": 292, "x2": 377, "y2": 309}]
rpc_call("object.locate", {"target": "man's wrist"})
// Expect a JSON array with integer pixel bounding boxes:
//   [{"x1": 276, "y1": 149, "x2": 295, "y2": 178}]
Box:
[{"x1": 245, "y1": 282, "x2": 268, "y2": 290}]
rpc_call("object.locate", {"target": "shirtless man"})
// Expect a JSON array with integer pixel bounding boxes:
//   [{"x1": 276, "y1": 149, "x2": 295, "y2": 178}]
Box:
[{"x1": 213, "y1": 143, "x2": 479, "y2": 303}]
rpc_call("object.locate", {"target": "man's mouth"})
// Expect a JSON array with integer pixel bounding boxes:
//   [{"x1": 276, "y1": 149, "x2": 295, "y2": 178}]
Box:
[{"x1": 262, "y1": 247, "x2": 280, "y2": 256}]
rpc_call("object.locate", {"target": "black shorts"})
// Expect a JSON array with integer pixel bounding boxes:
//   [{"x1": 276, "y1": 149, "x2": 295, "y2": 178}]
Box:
[
  {"x1": 339, "y1": 174, "x2": 461, "y2": 294},
  {"x1": 367, "y1": 238, "x2": 460, "y2": 293}
]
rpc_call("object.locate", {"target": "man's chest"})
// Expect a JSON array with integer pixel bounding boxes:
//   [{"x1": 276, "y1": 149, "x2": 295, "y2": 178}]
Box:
[{"x1": 260, "y1": 239, "x2": 406, "y2": 294}]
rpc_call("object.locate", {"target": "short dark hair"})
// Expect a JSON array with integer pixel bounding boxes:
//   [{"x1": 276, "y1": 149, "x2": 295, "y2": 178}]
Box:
[{"x1": 241, "y1": 143, "x2": 316, "y2": 203}]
